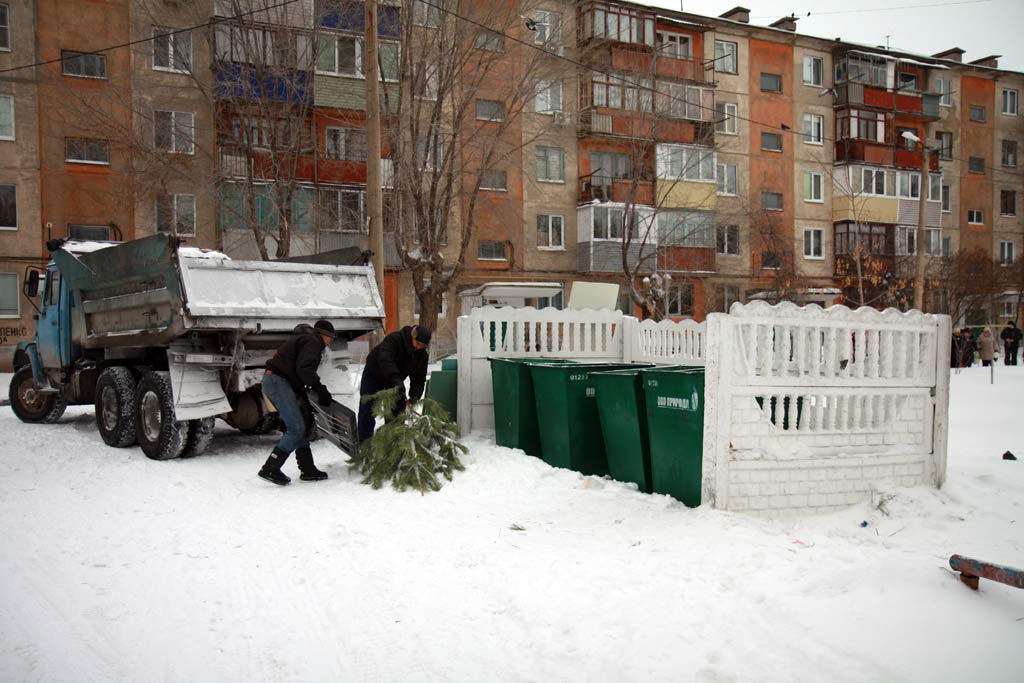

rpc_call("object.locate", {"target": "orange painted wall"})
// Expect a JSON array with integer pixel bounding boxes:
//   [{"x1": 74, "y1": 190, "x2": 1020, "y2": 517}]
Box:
[
  {"x1": 959, "y1": 75, "x2": 995, "y2": 253},
  {"x1": 383, "y1": 271, "x2": 399, "y2": 333}
]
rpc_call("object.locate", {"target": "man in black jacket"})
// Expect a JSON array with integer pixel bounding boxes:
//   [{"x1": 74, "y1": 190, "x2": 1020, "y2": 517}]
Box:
[
  {"x1": 1001, "y1": 321, "x2": 1022, "y2": 365},
  {"x1": 258, "y1": 320, "x2": 336, "y2": 485},
  {"x1": 358, "y1": 325, "x2": 431, "y2": 444}
]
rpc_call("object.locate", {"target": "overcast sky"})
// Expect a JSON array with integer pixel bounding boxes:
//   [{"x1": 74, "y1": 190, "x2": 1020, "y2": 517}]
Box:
[{"x1": 636, "y1": 0, "x2": 1023, "y2": 73}]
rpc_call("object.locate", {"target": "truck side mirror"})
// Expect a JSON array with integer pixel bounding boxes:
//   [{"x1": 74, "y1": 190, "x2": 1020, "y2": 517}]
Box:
[{"x1": 24, "y1": 268, "x2": 41, "y2": 298}]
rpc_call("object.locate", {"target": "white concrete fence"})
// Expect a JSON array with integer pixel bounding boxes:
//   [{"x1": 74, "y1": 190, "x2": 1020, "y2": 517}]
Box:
[{"x1": 455, "y1": 302, "x2": 950, "y2": 516}]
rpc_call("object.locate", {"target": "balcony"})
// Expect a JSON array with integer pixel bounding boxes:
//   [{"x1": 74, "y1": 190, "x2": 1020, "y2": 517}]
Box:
[
  {"x1": 834, "y1": 82, "x2": 940, "y2": 119},
  {"x1": 580, "y1": 177, "x2": 654, "y2": 205},
  {"x1": 834, "y1": 139, "x2": 940, "y2": 170},
  {"x1": 578, "y1": 108, "x2": 711, "y2": 145},
  {"x1": 658, "y1": 246, "x2": 716, "y2": 273}
]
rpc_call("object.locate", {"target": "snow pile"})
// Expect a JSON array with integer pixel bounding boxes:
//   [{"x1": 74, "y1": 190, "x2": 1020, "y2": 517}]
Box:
[
  {"x1": 178, "y1": 246, "x2": 230, "y2": 260},
  {"x1": 0, "y1": 367, "x2": 1021, "y2": 681}
]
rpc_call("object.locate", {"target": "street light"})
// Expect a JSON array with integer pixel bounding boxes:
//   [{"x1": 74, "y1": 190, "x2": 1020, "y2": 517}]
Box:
[{"x1": 901, "y1": 130, "x2": 938, "y2": 310}]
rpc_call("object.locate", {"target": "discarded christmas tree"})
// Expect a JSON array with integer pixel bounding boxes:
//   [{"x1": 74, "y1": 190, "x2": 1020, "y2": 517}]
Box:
[{"x1": 349, "y1": 387, "x2": 467, "y2": 493}]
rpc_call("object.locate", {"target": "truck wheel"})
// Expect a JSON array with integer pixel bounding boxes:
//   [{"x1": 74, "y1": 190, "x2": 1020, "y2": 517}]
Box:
[
  {"x1": 134, "y1": 371, "x2": 187, "y2": 460},
  {"x1": 94, "y1": 367, "x2": 137, "y2": 447},
  {"x1": 180, "y1": 418, "x2": 215, "y2": 458},
  {"x1": 8, "y1": 366, "x2": 67, "y2": 424}
]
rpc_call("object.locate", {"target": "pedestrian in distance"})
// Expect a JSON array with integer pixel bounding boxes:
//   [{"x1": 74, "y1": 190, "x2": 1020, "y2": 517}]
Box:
[
  {"x1": 962, "y1": 330, "x2": 977, "y2": 367},
  {"x1": 258, "y1": 320, "x2": 336, "y2": 485},
  {"x1": 978, "y1": 327, "x2": 996, "y2": 368},
  {"x1": 357, "y1": 325, "x2": 431, "y2": 445},
  {"x1": 1000, "y1": 321, "x2": 1022, "y2": 366}
]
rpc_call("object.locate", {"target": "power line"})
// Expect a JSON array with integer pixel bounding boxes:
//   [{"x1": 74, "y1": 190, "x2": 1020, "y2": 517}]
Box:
[{"x1": 750, "y1": 0, "x2": 993, "y2": 19}]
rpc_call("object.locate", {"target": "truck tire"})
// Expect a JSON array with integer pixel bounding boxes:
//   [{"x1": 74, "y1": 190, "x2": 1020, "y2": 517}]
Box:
[
  {"x1": 134, "y1": 371, "x2": 188, "y2": 460},
  {"x1": 94, "y1": 367, "x2": 137, "y2": 447},
  {"x1": 8, "y1": 366, "x2": 67, "y2": 424},
  {"x1": 180, "y1": 417, "x2": 215, "y2": 458}
]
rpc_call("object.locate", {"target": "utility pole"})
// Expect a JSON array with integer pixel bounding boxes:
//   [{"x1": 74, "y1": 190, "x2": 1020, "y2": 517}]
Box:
[
  {"x1": 913, "y1": 123, "x2": 931, "y2": 311},
  {"x1": 365, "y1": 0, "x2": 385, "y2": 324}
]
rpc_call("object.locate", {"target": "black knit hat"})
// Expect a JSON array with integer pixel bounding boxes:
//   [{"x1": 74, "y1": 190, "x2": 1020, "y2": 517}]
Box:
[
  {"x1": 314, "y1": 319, "x2": 336, "y2": 337},
  {"x1": 412, "y1": 325, "x2": 432, "y2": 345}
]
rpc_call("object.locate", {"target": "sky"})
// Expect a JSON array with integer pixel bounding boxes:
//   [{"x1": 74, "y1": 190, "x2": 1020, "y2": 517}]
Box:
[{"x1": 637, "y1": 0, "x2": 1024, "y2": 73}]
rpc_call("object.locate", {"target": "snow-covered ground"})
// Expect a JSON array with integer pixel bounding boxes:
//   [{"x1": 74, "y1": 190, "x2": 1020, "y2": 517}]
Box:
[{"x1": 1, "y1": 366, "x2": 1021, "y2": 682}]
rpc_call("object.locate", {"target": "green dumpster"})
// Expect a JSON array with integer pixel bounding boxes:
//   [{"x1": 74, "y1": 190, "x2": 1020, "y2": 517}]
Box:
[
  {"x1": 441, "y1": 357, "x2": 458, "y2": 372},
  {"x1": 489, "y1": 357, "x2": 575, "y2": 457},
  {"x1": 592, "y1": 368, "x2": 652, "y2": 493},
  {"x1": 530, "y1": 363, "x2": 648, "y2": 476},
  {"x1": 641, "y1": 367, "x2": 705, "y2": 507}
]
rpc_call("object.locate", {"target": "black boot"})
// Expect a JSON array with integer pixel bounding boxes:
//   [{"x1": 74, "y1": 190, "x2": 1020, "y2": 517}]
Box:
[
  {"x1": 258, "y1": 448, "x2": 291, "y2": 486},
  {"x1": 296, "y1": 446, "x2": 328, "y2": 481}
]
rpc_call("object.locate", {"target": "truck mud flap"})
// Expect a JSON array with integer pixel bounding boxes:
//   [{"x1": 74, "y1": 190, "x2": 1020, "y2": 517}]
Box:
[
  {"x1": 167, "y1": 345, "x2": 232, "y2": 421},
  {"x1": 309, "y1": 395, "x2": 359, "y2": 457}
]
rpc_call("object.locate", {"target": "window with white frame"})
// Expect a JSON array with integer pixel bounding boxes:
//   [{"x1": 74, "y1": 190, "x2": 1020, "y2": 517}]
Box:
[
  {"x1": 1000, "y1": 241, "x2": 1015, "y2": 265},
  {"x1": 659, "y1": 145, "x2": 715, "y2": 182},
  {"x1": 413, "y1": 282, "x2": 448, "y2": 317},
  {"x1": 475, "y1": 99, "x2": 505, "y2": 121},
  {"x1": 62, "y1": 50, "x2": 106, "y2": 78},
  {"x1": 592, "y1": 206, "x2": 627, "y2": 240},
  {"x1": 761, "y1": 191, "x2": 783, "y2": 211},
  {"x1": 968, "y1": 208, "x2": 983, "y2": 224},
  {"x1": 660, "y1": 82, "x2": 711, "y2": 121},
  {"x1": 215, "y1": 24, "x2": 275, "y2": 66},
  {"x1": 761, "y1": 132, "x2": 782, "y2": 152},
  {"x1": 1003, "y1": 88, "x2": 1019, "y2": 115},
  {"x1": 318, "y1": 187, "x2": 364, "y2": 232},
  {"x1": 412, "y1": 61, "x2": 438, "y2": 99},
  {"x1": 803, "y1": 228, "x2": 824, "y2": 258},
  {"x1": 896, "y1": 226, "x2": 917, "y2": 255},
  {"x1": 537, "y1": 214, "x2": 564, "y2": 249},
  {"x1": 0, "y1": 94, "x2": 12, "y2": 140},
  {"x1": 413, "y1": 0, "x2": 442, "y2": 28},
  {"x1": 656, "y1": 31, "x2": 690, "y2": 59},
  {"x1": 862, "y1": 167, "x2": 887, "y2": 196},
  {"x1": 802, "y1": 113, "x2": 823, "y2": 144},
  {"x1": 152, "y1": 27, "x2": 191, "y2": 72},
  {"x1": 65, "y1": 138, "x2": 109, "y2": 164},
  {"x1": 935, "y1": 78, "x2": 952, "y2": 106},
  {"x1": 760, "y1": 73, "x2": 782, "y2": 93},
  {"x1": 534, "y1": 10, "x2": 562, "y2": 47},
  {"x1": 1003, "y1": 301, "x2": 1017, "y2": 317},
  {"x1": 154, "y1": 110, "x2": 193, "y2": 154},
  {"x1": 928, "y1": 174, "x2": 942, "y2": 201},
  {"x1": 836, "y1": 109, "x2": 885, "y2": 142},
  {"x1": 716, "y1": 284, "x2": 740, "y2": 313},
  {"x1": 715, "y1": 102, "x2": 737, "y2": 134},
  {"x1": 475, "y1": 30, "x2": 504, "y2": 52},
  {"x1": 417, "y1": 135, "x2": 444, "y2": 170},
  {"x1": 716, "y1": 163, "x2": 737, "y2": 195},
  {"x1": 803, "y1": 55, "x2": 823, "y2": 86},
  {"x1": 1002, "y1": 140, "x2": 1018, "y2": 167},
  {"x1": 584, "y1": 3, "x2": 655, "y2": 46},
  {"x1": 536, "y1": 146, "x2": 564, "y2": 182},
  {"x1": 936, "y1": 131, "x2": 953, "y2": 159},
  {"x1": 316, "y1": 33, "x2": 359, "y2": 76},
  {"x1": 942, "y1": 184, "x2": 951, "y2": 212},
  {"x1": 0, "y1": 3, "x2": 9, "y2": 52},
  {"x1": 478, "y1": 240, "x2": 507, "y2": 260},
  {"x1": 156, "y1": 193, "x2": 195, "y2": 236},
  {"x1": 657, "y1": 210, "x2": 714, "y2": 247},
  {"x1": 0, "y1": 272, "x2": 17, "y2": 317},
  {"x1": 803, "y1": 171, "x2": 823, "y2": 202},
  {"x1": 480, "y1": 169, "x2": 507, "y2": 191},
  {"x1": 535, "y1": 81, "x2": 562, "y2": 113},
  {"x1": 714, "y1": 40, "x2": 737, "y2": 74},
  {"x1": 665, "y1": 283, "x2": 694, "y2": 317},
  {"x1": 897, "y1": 171, "x2": 920, "y2": 199},
  {"x1": 325, "y1": 126, "x2": 367, "y2": 161},
  {"x1": 0, "y1": 183, "x2": 15, "y2": 229},
  {"x1": 969, "y1": 105, "x2": 986, "y2": 122},
  {"x1": 716, "y1": 224, "x2": 739, "y2": 255},
  {"x1": 925, "y1": 228, "x2": 942, "y2": 255}
]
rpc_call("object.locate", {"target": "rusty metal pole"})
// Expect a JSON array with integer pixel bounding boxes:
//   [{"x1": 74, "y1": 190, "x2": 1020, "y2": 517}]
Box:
[
  {"x1": 365, "y1": 0, "x2": 385, "y2": 333},
  {"x1": 913, "y1": 127, "x2": 931, "y2": 311}
]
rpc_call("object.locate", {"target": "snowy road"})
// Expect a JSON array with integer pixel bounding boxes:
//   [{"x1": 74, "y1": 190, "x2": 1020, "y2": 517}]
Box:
[{"x1": 1, "y1": 368, "x2": 1022, "y2": 682}]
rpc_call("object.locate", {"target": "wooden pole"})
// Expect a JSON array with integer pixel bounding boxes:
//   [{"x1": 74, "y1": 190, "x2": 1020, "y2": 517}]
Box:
[
  {"x1": 365, "y1": 0, "x2": 385, "y2": 330},
  {"x1": 912, "y1": 126, "x2": 931, "y2": 311}
]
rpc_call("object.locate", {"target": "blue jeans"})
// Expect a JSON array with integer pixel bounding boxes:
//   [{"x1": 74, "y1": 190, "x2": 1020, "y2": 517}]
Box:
[
  {"x1": 262, "y1": 373, "x2": 310, "y2": 455},
  {"x1": 358, "y1": 369, "x2": 405, "y2": 443}
]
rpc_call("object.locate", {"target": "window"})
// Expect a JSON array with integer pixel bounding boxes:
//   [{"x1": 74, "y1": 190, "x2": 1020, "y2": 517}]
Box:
[
  {"x1": 1002, "y1": 140, "x2": 1018, "y2": 167},
  {"x1": 478, "y1": 241, "x2": 507, "y2": 260},
  {"x1": 412, "y1": 61, "x2": 438, "y2": 99},
  {"x1": 475, "y1": 30, "x2": 503, "y2": 52},
  {"x1": 714, "y1": 40, "x2": 737, "y2": 74},
  {"x1": 413, "y1": 0, "x2": 441, "y2": 28},
  {"x1": 592, "y1": 206, "x2": 627, "y2": 240},
  {"x1": 480, "y1": 170, "x2": 507, "y2": 191},
  {"x1": 659, "y1": 82, "x2": 711, "y2": 121},
  {"x1": 803, "y1": 228, "x2": 824, "y2": 259},
  {"x1": 897, "y1": 126, "x2": 919, "y2": 151},
  {"x1": 716, "y1": 224, "x2": 739, "y2": 255},
  {"x1": 1002, "y1": 190, "x2": 1017, "y2": 216},
  {"x1": 475, "y1": 99, "x2": 505, "y2": 122},
  {"x1": 716, "y1": 285, "x2": 740, "y2": 313},
  {"x1": 715, "y1": 102, "x2": 737, "y2": 134},
  {"x1": 935, "y1": 78, "x2": 952, "y2": 106},
  {"x1": 316, "y1": 34, "x2": 359, "y2": 76},
  {"x1": 215, "y1": 24, "x2": 275, "y2": 66},
  {"x1": 318, "y1": 188, "x2": 364, "y2": 232},
  {"x1": 802, "y1": 113, "x2": 823, "y2": 144},
  {"x1": 862, "y1": 168, "x2": 887, "y2": 196},
  {"x1": 62, "y1": 50, "x2": 107, "y2": 79},
  {"x1": 68, "y1": 225, "x2": 110, "y2": 240},
  {"x1": 896, "y1": 226, "x2": 917, "y2": 255},
  {"x1": 154, "y1": 111, "x2": 193, "y2": 154},
  {"x1": 968, "y1": 209, "x2": 983, "y2": 225},
  {"x1": 1003, "y1": 301, "x2": 1017, "y2": 318},
  {"x1": 156, "y1": 194, "x2": 196, "y2": 236},
  {"x1": 325, "y1": 127, "x2": 367, "y2": 161},
  {"x1": 0, "y1": 94, "x2": 12, "y2": 140},
  {"x1": 803, "y1": 55, "x2": 823, "y2": 86},
  {"x1": 969, "y1": 105, "x2": 986, "y2": 122},
  {"x1": 657, "y1": 32, "x2": 690, "y2": 59},
  {"x1": 942, "y1": 236, "x2": 951, "y2": 257},
  {"x1": 0, "y1": 272, "x2": 17, "y2": 317},
  {"x1": 536, "y1": 146, "x2": 564, "y2": 182},
  {"x1": 665, "y1": 284, "x2": 694, "y2": 317},
  {"x1": 416, "y1": 135, "x2": 444, "y2": 170},
  {"x1": 0, "y1": 183, "x2": 14, "y2": 229},
  {"x1": 592, "y1": 72, "x2": 652, "y2": 112},
  {"x1": 838, "y1": 54, "x2": 886, "y2": 86},
  {"x1": 65, "y1": 138, "x2": 109, "y2": 164},
  {"x1": 897, "y1": 171, "x2": 921, "y2": 199},
  {"x1": 761, "y1": 133, "x2": 782, "y2": 152},
  {"x1": 658, "y1": 211, "x2": 714, "y2": 247},
  {"x1": 968, "y1": 156, "x2": 985, "y2": 174},
  {"x1": 836, "y1": 109, "x2": 885, "y2": 142},
  {"x1": 590, "y1": 151, "x2": 631, "y2": 185},
  {"x1": 0, "y1": 3, "x2": 8, "y2": 51},
  {"x1": 936, "y1": 131, "x2": 953, "y2": 160},
  {"x1": 898, "y1": 72, "x2": 918, "y2": 91},
  {"x1": 535, "y1": 81, "x2": 562, "y2": 113},
  {"x1": 716, "y1": 163, "x2": 737, "y2": 195},
  {"x1": 1003, "y1": 88, "x2": 1019, "y2": 115},
  {"x1": 760, "y1": 73, "x2": 782, "y2": 93},
  {"x1": 412, "y1": 283, "x2": 448, "y2": 317},
  {"x1": 1000, "y1": 241, "x2": 1015, "y2": 266},
  {"x1": 659, "y1": 145, "x2": 715, "y2": 182},
  {"x1": 803, "y1": 172, "x2": 823, "y2": 202},
  {"x1": 534, "y1": 11, "x2": 562, "y2": 47},
  {"x1": 928, "y1": 173, "x2": 942, "y2": 201},
  {"x1": 585, "y1": 4, "x2": 655, "y2": 45},
  {"x1": 941, "y1": 184, "x2": 951, "y2": 212},
  {"x1": 761, "y1": 191, "x2": 783, "y2": 211},
  {"x1": 152, "y1": 27, "x2": 192, "y2": 72},
  {"x1": 537, "y1": 214, "x2": 564, "y2": 249},
  {"x1": 925, "y1": 228, "x2": 942, "y2": 256},
  {"x1": 761, "y1": 252, "x2": 781, "y2": 269}
]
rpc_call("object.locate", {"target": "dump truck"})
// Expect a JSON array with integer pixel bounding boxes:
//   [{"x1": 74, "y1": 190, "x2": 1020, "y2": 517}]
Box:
[{"x1": 8, "y1": 234, "x2": 384, "y2": 460}]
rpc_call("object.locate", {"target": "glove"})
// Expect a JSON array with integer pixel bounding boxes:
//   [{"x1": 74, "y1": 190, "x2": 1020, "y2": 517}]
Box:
[{"x1": 316, "y1": 386, "x2": 333, "y2": 407}]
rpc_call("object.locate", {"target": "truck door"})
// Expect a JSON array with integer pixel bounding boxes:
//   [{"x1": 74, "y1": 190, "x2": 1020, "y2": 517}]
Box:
[{"x1": 36, "y1": 266, "x2": 67, "y2": 370}]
